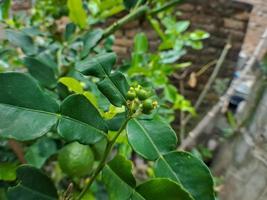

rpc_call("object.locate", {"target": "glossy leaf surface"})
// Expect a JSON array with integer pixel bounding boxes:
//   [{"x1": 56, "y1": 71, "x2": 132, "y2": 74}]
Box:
[
  {"x1": 154, "y1": 151, "x2": 215, "y2": 200},
  {"x1": 0, "y1": 73, "x2": 106, "y2": 144},
  {"x1": 0, "y1": 73, "x2": 59, "y2": 140},
  {"x1": 103, "y1": 156, "x2": 193, "y2": 200},
  {"x1": 126, "y1": 117, "x2": 177, "y2": 160},
  {"x1": 25, "y1": 138, "x2": 57, "y2": 168},
  {"x1": 76, "y1": 52, "x2": 116, "y2": 78},
  {"x1": 58, "y1": 94, "x2": 107, "y2": 144},
  {"x1": 97, "y1": 71, "x2": 129, "y2": 106},
  {"x1": 0, "y1": 163, "x2": 17, "y2": 181},
  {"x1": 102, "y1": 155, "x2": 137, "y2": 200},
  {"x1": 5, "y1": 29, "x2": 38, "y2": 55},
  {"x1": 24, "y1": 57, "x2": 57, "y2": 88},
  {"x1": 7, "y1": 165, "x2": 58, "y2": 200},
  {"x1": 136, "y1": 178, "x2": 193, "y2": 200},
  {"x1": 81, "y1": 29, "x2": 103, "y2": 58},
  {"x1": 67, "y1": 0, "x2": 87, "y2": 28}
]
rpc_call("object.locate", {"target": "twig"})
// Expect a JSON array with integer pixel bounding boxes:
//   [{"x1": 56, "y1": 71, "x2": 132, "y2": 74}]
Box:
[
  {"x1": 179, "y1": 28, "x2": 267, "y2": 150},
  {"x1": 195, "y1": 59, "x2": 217, "y2": 77},
  {"x1": 62, "y1": 183, "x2": 74, "y2": 200},
  {"x1": 179, "y1": 80, "x2": 185, "y2": 140},
  {"x1": 102, "y1": 5, "x2": 148, "y2": 39},
  {"x1": 149, "y1": 0, "x2": 183, "y2": 15},
  {"x1": 76, "y1": 117, "x2": 131, "y2": 200},
  {"x1": 8, "y1": 139, "x2": 26, "y2": 164},
  {"x1": 182, "y1": 40, "x2": 232, "y2": 127}
]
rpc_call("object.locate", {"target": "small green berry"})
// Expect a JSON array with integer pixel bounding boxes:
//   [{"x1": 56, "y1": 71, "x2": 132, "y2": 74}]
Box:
[
  {"x1": 136, "y1": 89, "x2": 148, "y2": 100},
  {"x1": 143, "y1": 99, "x2": 153, "y2": 110},
  {"x1": 126, "y1": 91, "x2": 136, "y2": 101},
  {"x1": 142, "y1": 99, "x2": 154, "y2": 114}
]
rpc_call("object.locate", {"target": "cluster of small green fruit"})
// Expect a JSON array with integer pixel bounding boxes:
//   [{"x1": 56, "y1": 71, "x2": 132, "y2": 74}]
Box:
[{"x1": 126, "y1": 85, "x2": 158, "y2": 115}]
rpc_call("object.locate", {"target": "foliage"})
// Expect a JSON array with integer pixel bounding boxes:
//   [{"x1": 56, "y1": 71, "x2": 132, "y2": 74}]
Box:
[
  {"x1": 0, "y1": 0, "x2": 11, "y2": 20},
  {"x1": 0, "y1": 0, "x2": 214, "y2": 199},
  {"x1": 125, "y1": 23, "x2": 209, "y2": 121}
]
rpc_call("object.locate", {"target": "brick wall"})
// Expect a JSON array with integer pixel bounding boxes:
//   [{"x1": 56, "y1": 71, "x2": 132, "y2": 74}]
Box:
[
  {"x1": 107, "y1": 0, "x2": 252, "y2": 128},
  {"x1": 235, "y1": 0, "x2": 267, "y2": 58}
]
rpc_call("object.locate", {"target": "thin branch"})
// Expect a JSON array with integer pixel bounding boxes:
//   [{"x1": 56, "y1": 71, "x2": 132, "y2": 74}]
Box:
[
  {"x1": 102, "y1": 5, "x2": 148, "y2": 39},
  {"x1": 179, "y1": 28, "x2": 267, "y2": 150},
  {"x1": 8, "y1": 139, "x2": 26, "y2": 164},
  {"x1": 195, "y1": 59, "x2": 217, "y2": 77},
  {"x1": 182, "y1": 40, "x2": 232, "y2": 127},
  {"x1": 76, "y1": 117, "x2": 131, "y2": 200},
  {"x1": 100, "y1": 0, "x2": 183, "y2": 42},
  {"x1": 149, "y1": 0, "x2": 183, "y2": 15},
  {"x1": 179, "y1": 80, "x2": 185, "y2": 140}
]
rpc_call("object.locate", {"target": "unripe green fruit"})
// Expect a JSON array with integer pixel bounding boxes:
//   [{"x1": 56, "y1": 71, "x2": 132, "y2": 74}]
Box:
[
  {"x1": 142, "y1": 99, "x2": 153, "y2": 110},
  {"x1": 58, "y1": 142, "x2": 95, "y2": 177},
  {"x1": 136, "y1": 89, "x2": 149, "y2": 100},
  {"x1": 126, "y1": 91, "x2": 136, "y2": 101},
  {"x1": 142, "y1": 99, "x2": 154, "y2": 114}
]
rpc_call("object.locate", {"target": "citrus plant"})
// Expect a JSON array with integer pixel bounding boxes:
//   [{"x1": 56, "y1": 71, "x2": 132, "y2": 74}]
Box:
[
  {"x1": 0, "y1": 49, "x2": 215, "y2": 199},
  {"x1": 0, "y1": 0, "x2": 215, "y2": 199}
]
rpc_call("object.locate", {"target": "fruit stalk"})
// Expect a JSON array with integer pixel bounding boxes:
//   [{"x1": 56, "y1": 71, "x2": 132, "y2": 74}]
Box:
[{"x1": 76, "y1": 117, "x2": 132, "y2": 200}]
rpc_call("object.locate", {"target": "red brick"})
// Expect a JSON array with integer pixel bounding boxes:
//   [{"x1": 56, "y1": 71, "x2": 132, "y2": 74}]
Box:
[
  {"x1": 114, "y1": 38, "x2": 133, "y2": 47},
  {"x1": 224, "y1": 18, "x2": 246, "y2": 30},
  {"x1": 178, "y1": 3, "x2": 195, "y2": 12},
  {"x1": 112, "y1": 46, "x2": 127, "y2": 55}
]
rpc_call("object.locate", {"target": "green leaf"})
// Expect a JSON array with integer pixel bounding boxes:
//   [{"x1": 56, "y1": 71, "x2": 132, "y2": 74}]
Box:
[
  {"x1": 24, "y1": 57, "x2": 57, "y2": 88},
  {"x1": 0, "y1": 188, "x2": 7, "y2": 200},
  {"x1": 59, "y1": 77, "x2": 84, "y2": 93},
  {"x1": 126, "y1": 117, "x2": 177, "y2": 160},
  {"x1": 123, "y1": 0, "x2": 138, "y2": 10},
  {"x1": 175, "y1": 21, "x2": 190, "y2": 33},
  {"x1": 76, "y1": 52, "x2": 116, "y2": 78},
  {"x1": 64, "y1": 23, "x2": 76, "y2": 41},
  {"x1": 0, "y1": 72, "x2": 59, "y2": 141},
  {"x1": 5, "y1": 29, "x2": 38, "y2": 55},
  {"x1": 7, "y1": 165, "x2": 58, "y2": 200},
  {"x1": 154, "y1": 151, "x2": 215, "y2": 200},
  {"x1": 0, "y1": 73, "x2": 106, "y2": 144},
  {"x1": 0, "y1": 0, "x2": 11, "y2": 20},
  {"x1": 164, "y1": 85, "x2": 178, "y2": 103},
  {"x1": 0, "y1": 163, "x2": 17, "y2": 181},
  {"x1": 97, "y1": 71, "x2": 129, "y2": 107},
  {"x1": 103, "y1": 156, "x2": 193, "y2": 200},
  {"x1": 190, "y1": 41, "x2": 203, "y2": 50},
  {"x1": 76, "y1": 53, "x2": 129, "y2": 106},
  {"x1": 81, "y1": 29, "x2": 103, "y2": 58},
  {"x1": 67, "y1": 0, "x2": 87, "y2": 28},
  {"x1": 37, "y1": 53, "x2": 58, "y2": 73},
  {"x1": 91, "y1": 138, "x2": 107, "y2": 161},
  {"x1": 136, "y1": 178, "x2": 194, "y2": 200},
  {"x1": 25, "y1": 138, "x2": 57, "y2": 168},
  {"x1": 102, "y1": 155, "x2": 137, "y2": 200},
  {"x1": 134, "y1": 33, "x2": 148, "y2": 54},
  {"x1": 58, "y1": 94, "x2": 107, "y2": 144},
  {"x1": 190, "y1": 30, "x2": 210, "y2": 40},
  {"x1": 106, "y1": 112, "x2": 126, "y2": 131},
  {"x1": 59, "y1": 77, "x2": 99, "y2": 108},
  {"x1": 160, "y1": 49, "x2": 186, "y2": 64}
]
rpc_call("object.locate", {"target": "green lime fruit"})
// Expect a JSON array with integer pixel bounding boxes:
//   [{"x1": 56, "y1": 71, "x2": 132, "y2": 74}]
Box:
[
  {"x1": 142, "y1": 99, "x2": 153, "y2": 114},
  {"x1": 126, "y1": 91, "x2": 136, "y2": 101},
  {"x1": 58, "y1": 142, "x2": 94, "y2": 177},
  {"x1": 136, "y1": 89, "x2": 148, "y2": 100}
]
